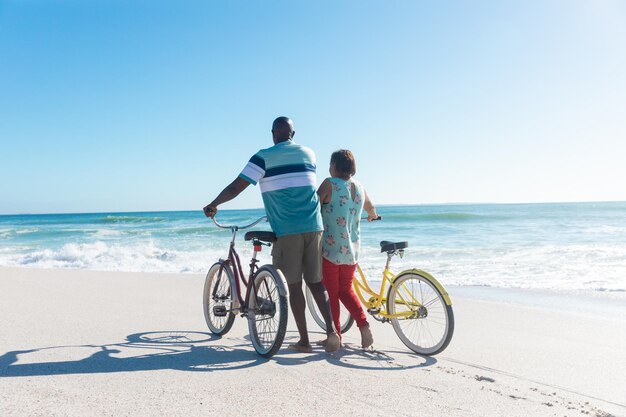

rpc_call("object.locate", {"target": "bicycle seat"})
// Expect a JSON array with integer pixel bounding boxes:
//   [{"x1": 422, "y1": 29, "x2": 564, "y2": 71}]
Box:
[
  {"x1": 380, "y1": 241, "x2": 408, "y2": 253},
  {"x1": 244, "y1": 231, "x2": 277, "y2": 243}
]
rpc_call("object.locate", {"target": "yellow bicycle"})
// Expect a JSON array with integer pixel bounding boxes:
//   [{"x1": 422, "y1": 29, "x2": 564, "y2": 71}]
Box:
[{"x1": 307, "y1": 237, "x2": 454, "y2": 356}]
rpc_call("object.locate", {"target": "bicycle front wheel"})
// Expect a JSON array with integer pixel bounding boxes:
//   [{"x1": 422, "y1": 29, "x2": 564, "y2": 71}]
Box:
[
  {"x1": 247, "y1": 265, "x2": 288, "y2": 358},
  {"x1": 305, "y1": 285, "x2": 354, "y2": 334},
  {"x1": 387, "y1": 272, "x2": 454, "y2": 355},
  {"x1": 203, "y1": 262, "x2": 236, "y2": 336}
]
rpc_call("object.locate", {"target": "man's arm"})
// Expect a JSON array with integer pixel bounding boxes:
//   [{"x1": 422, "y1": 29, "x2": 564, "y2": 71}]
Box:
[{"x1": 203, "y1": 177, "x2": 251, "y2": 218}]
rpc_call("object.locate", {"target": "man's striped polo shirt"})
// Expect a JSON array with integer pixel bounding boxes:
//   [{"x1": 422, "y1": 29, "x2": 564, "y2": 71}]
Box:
[{"x1": 239, "y1": 140, "x2": 323, "y2": 237}]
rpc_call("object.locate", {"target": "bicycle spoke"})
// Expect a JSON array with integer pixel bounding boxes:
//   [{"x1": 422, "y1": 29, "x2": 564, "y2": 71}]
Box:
[
  {"x1": 204, "y1": 264, "x2": 237, "y2": 336},
  {"x1": 251, "y1": 274, "x2": 282, "y2": 351},
  {"x1": 423, "y1": 296, "x2": 441, "y2": 309}
]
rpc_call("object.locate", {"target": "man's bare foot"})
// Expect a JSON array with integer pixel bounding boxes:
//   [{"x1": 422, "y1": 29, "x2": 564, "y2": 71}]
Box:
[
  {"x1": 288, "y1": 341, "x2": 313, "y2": 353},
  {"x1": 315, "y1": 339, "x2": 328, "y2": 346},
  {"x1": 325, "y1": 332, "x2": 341, "y2": 353},
  {"x1": 315, "y1": 338, "x2": 343, "y2": 348}
]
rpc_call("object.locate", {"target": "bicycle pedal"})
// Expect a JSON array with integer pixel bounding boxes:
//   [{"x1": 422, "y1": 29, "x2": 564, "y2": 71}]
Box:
[{"x1": 212, "y1": 305, "x2": 228, "y2": 317}]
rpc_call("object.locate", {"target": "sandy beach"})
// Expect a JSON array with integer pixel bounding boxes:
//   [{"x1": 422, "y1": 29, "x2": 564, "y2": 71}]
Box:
[{"x1": 1, "y1": 266, "x2": 624, "y2": 417}]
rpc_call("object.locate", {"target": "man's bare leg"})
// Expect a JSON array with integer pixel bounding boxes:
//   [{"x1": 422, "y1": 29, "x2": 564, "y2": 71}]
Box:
[
  {"x1": 287, "y1": 282, "x2": 313, "y2": 353},
  {"x1": 306, "y1": 281, "x2": 340, "y2": 352}
]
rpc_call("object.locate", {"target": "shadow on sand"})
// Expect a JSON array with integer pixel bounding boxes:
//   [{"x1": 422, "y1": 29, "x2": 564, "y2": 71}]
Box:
[{"x1": 0, "y1": 330, "x2": 436, "y2": 378}]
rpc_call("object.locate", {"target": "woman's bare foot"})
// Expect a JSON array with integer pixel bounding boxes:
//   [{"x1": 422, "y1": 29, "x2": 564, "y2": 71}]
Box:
[
  {"x1": 325, "y1": 332, "x2": 341, "y2": 353},
  {"x1": 360, "y1": 324, "x2": 373, "y2": 348},
  {"x1": 288, "y1": 341, "x2": 313, "y2": 353}
]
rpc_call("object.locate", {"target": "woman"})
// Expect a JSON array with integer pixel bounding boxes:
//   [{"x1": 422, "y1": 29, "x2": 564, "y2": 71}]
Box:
[{"x1": 317, "y1": 149, "x2": 378, "y2": 348}]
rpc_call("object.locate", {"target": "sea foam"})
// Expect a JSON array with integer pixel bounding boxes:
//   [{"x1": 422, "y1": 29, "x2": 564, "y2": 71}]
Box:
[{"x1": 1, "y1": 203, "x2": 625, "y2": 293}]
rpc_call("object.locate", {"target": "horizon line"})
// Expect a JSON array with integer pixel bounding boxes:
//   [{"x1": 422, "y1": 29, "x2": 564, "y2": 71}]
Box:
[{"x1": 1, "y1": 199, "x2": 625, "y2": 217}]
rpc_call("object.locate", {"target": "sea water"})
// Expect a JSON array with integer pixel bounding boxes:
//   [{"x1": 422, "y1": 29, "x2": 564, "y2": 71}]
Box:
[{"x1": 1, "y1": 202, "x2": 625, "y2": 293}]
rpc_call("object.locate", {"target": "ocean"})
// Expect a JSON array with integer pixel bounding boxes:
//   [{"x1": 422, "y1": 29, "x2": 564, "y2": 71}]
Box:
[{"x1": 1, "y1": 202, "x2": 625, "y2": 293}]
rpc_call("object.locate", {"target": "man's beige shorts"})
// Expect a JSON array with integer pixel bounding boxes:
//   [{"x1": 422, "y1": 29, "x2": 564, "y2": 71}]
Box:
[{"x1": 271, "y1": 231, "x2": 323, "y2": 285}]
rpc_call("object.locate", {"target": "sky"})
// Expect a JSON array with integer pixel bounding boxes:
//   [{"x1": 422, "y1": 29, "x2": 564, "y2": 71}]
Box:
[{"x1": 1, "y1": 0, "x2": 625, "y2": 214}]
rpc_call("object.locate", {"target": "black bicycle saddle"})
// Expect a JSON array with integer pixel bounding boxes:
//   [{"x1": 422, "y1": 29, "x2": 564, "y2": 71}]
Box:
[
  {"x1": 244, "y1": 231, "x2": 277, "y2": 243},
  {"x1": 380, "y1": 240, "x2": 408, "y2": 253}
]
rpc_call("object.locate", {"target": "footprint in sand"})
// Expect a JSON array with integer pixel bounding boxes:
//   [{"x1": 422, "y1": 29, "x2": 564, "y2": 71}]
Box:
[{"x1": 474, "y1": 375, "x2": 495, "y2": 383}]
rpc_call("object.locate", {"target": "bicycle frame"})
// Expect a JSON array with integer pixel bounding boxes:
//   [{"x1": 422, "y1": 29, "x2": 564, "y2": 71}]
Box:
[
  {"x1": 211, "y1": 216, "x2": 268, "y2": 315},
  {"x1": 352, "y1": 253, "x2": 441, "y2": 320}
]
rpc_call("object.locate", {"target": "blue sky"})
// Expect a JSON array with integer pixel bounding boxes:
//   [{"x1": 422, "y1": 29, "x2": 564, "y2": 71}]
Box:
[{"x1": 1, "y1": 0, "x2": 625, "y2": 214}]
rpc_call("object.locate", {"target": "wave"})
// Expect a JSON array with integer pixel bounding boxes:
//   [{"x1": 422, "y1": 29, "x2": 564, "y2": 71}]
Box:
[
  {"x1": 169, "y1": 227, "x2": 215, "y2": 235},
  {"x1": 416, "y1": 212, "x2": 485, "y2": 221},
  {"x1": 379, "y1": 212, "x2": 495, "y2": 222},
  {"x1": 355, "y1": 243, "x2": 626, "y2": 293},
  {"x1": 0, "y1": 241, "x2": 227, "y2": 274},
  {"x1": 15, "y1": 228, "x2": 40, "y2": 234},
  {"x1": 1, "y1": 241, "x2": 625, "y2": 293},
  {"x1": 100, "y1": 215, "x2": 167, "y2": 224},
  {"x1": 92, "y1": 229, "x2": 124, "y2": 237}
]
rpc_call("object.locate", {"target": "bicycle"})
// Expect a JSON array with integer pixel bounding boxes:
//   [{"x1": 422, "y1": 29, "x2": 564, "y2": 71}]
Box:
[
  {"x1": 306, "y1": 218, "x2": 454, "y2": 356},
  {"x1": 203, "y1": 216, "x2": 289, "y2": 358}
]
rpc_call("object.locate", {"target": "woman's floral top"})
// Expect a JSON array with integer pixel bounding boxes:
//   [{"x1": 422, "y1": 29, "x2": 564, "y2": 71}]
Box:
[{"x1": 321, "y1": 177, "x2": 364, "y2": 265}]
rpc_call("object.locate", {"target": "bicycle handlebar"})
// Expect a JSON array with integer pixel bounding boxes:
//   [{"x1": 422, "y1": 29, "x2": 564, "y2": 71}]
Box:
[
  {"x1": 212, "y1": 214, "x2": 375, "y2": 230},
  {"x1": 361, "y1": 215, "x2": 382, "y2": 221},
  {"x1": 211, "y1": 216, "x2": 268, "y2": 230}
]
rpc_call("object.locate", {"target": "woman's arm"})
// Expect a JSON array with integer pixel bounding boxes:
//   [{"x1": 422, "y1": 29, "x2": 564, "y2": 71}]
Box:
[
  {"x1": 317, "y1": 178, "x2": 332, "y2": 204},
  {"x1": 363, "y1": 189, "x2": 378, "y2": 221}
]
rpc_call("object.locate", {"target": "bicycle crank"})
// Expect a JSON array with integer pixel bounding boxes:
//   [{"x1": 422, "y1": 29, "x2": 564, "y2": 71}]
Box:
[{"x1": 256, "y1": 297, "x2": 276, "y2": 316}]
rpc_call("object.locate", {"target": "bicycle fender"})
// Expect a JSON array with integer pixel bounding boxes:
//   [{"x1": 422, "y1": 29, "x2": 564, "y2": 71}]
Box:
[
  {"x1": 260, "y1": 264, "x2": 289, "y2": 297},
  {"x1": 395, "y1": 269, "x2": 452, "y2": 306}
]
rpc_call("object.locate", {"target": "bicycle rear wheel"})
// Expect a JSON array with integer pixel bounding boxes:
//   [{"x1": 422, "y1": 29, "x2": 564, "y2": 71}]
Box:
[
  {"x1": 386, "y1": 272, "x2": 454, "y2": 355},
  {"x1": 203, "y1": 262, "x2": 236, "y2": 336},
  {"x1": 305, "y1": 285, "x2": 354, "y2": 334},
  {"x1": 247, "y1": 265, "x2": 288, "y2": 358}
]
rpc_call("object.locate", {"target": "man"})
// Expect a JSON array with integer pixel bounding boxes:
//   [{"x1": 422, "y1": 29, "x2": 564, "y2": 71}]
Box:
[{"x1": 203, "y1": 116, "x2": 340, "y2": 353}]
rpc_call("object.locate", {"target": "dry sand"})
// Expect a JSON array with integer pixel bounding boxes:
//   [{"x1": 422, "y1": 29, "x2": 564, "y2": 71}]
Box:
[{"x1": 1, "y1": 266, "x2": 624, "y2": 416}]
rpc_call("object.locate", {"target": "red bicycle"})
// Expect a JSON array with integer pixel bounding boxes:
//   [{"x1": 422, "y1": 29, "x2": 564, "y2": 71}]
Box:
[{"x1": 203, "y1": 216, "x2": 289, "y2": 358}]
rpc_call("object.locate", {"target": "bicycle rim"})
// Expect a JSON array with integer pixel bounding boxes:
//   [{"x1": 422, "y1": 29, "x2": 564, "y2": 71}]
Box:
[
  {"x1": 305, "y1": 285, "x2": 354, "y2": 334},
  {"x1": 248, "y1": 266, "x2": 288, "y2": 357},
  {"x1": 387, "y1": 273, "x2": 454, "y2": 355}
]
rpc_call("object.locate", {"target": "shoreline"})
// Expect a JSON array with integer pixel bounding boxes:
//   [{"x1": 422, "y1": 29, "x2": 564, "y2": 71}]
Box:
[
  {"x1": 2, "y1": 264, "x2": 625, "y2": 303},
  {"x1": 1, "y1": 266, "x2": 624, "y2": 416}
]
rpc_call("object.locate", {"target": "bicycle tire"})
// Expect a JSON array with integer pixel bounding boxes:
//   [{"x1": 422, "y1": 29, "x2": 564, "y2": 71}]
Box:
[
  {"x1": 305, "y1": 285, "x2": 355, "y2": 334},
  {"x1": 203, "y1": 262, "x2": 237, "y2": 336},
  {"x1": 386, "y1": 271, "x2": 454, "y2": 355},
  {"x1": 247, "y1": 265, "x2": 288, "y2": 358}
]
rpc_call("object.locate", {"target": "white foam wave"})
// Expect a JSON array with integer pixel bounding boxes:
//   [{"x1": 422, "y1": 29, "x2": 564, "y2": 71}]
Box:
[
  {"x1": 0, "y1": 241, "x2": 238, "y2": 274},
  {"x1": 354, "y1": 244, "x2": 626, "y2": 292},
  {"x1": 1, "y1": 241, "x2": 625, "y2": 292},
  {"x1": 15, "y1": 228, "x2": 39, "y2": 234},
  {"x1": 92, "y1": 229, "x2": 124, "y2": 237}
]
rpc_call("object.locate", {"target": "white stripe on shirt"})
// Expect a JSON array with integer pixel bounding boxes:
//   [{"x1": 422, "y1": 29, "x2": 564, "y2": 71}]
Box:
[
  {"x1": 259, "y1": 171, "x2": 316, "y2": 193},
  {"x1": 240, "y1": 162, "x2": 265, "y2": 184}
]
